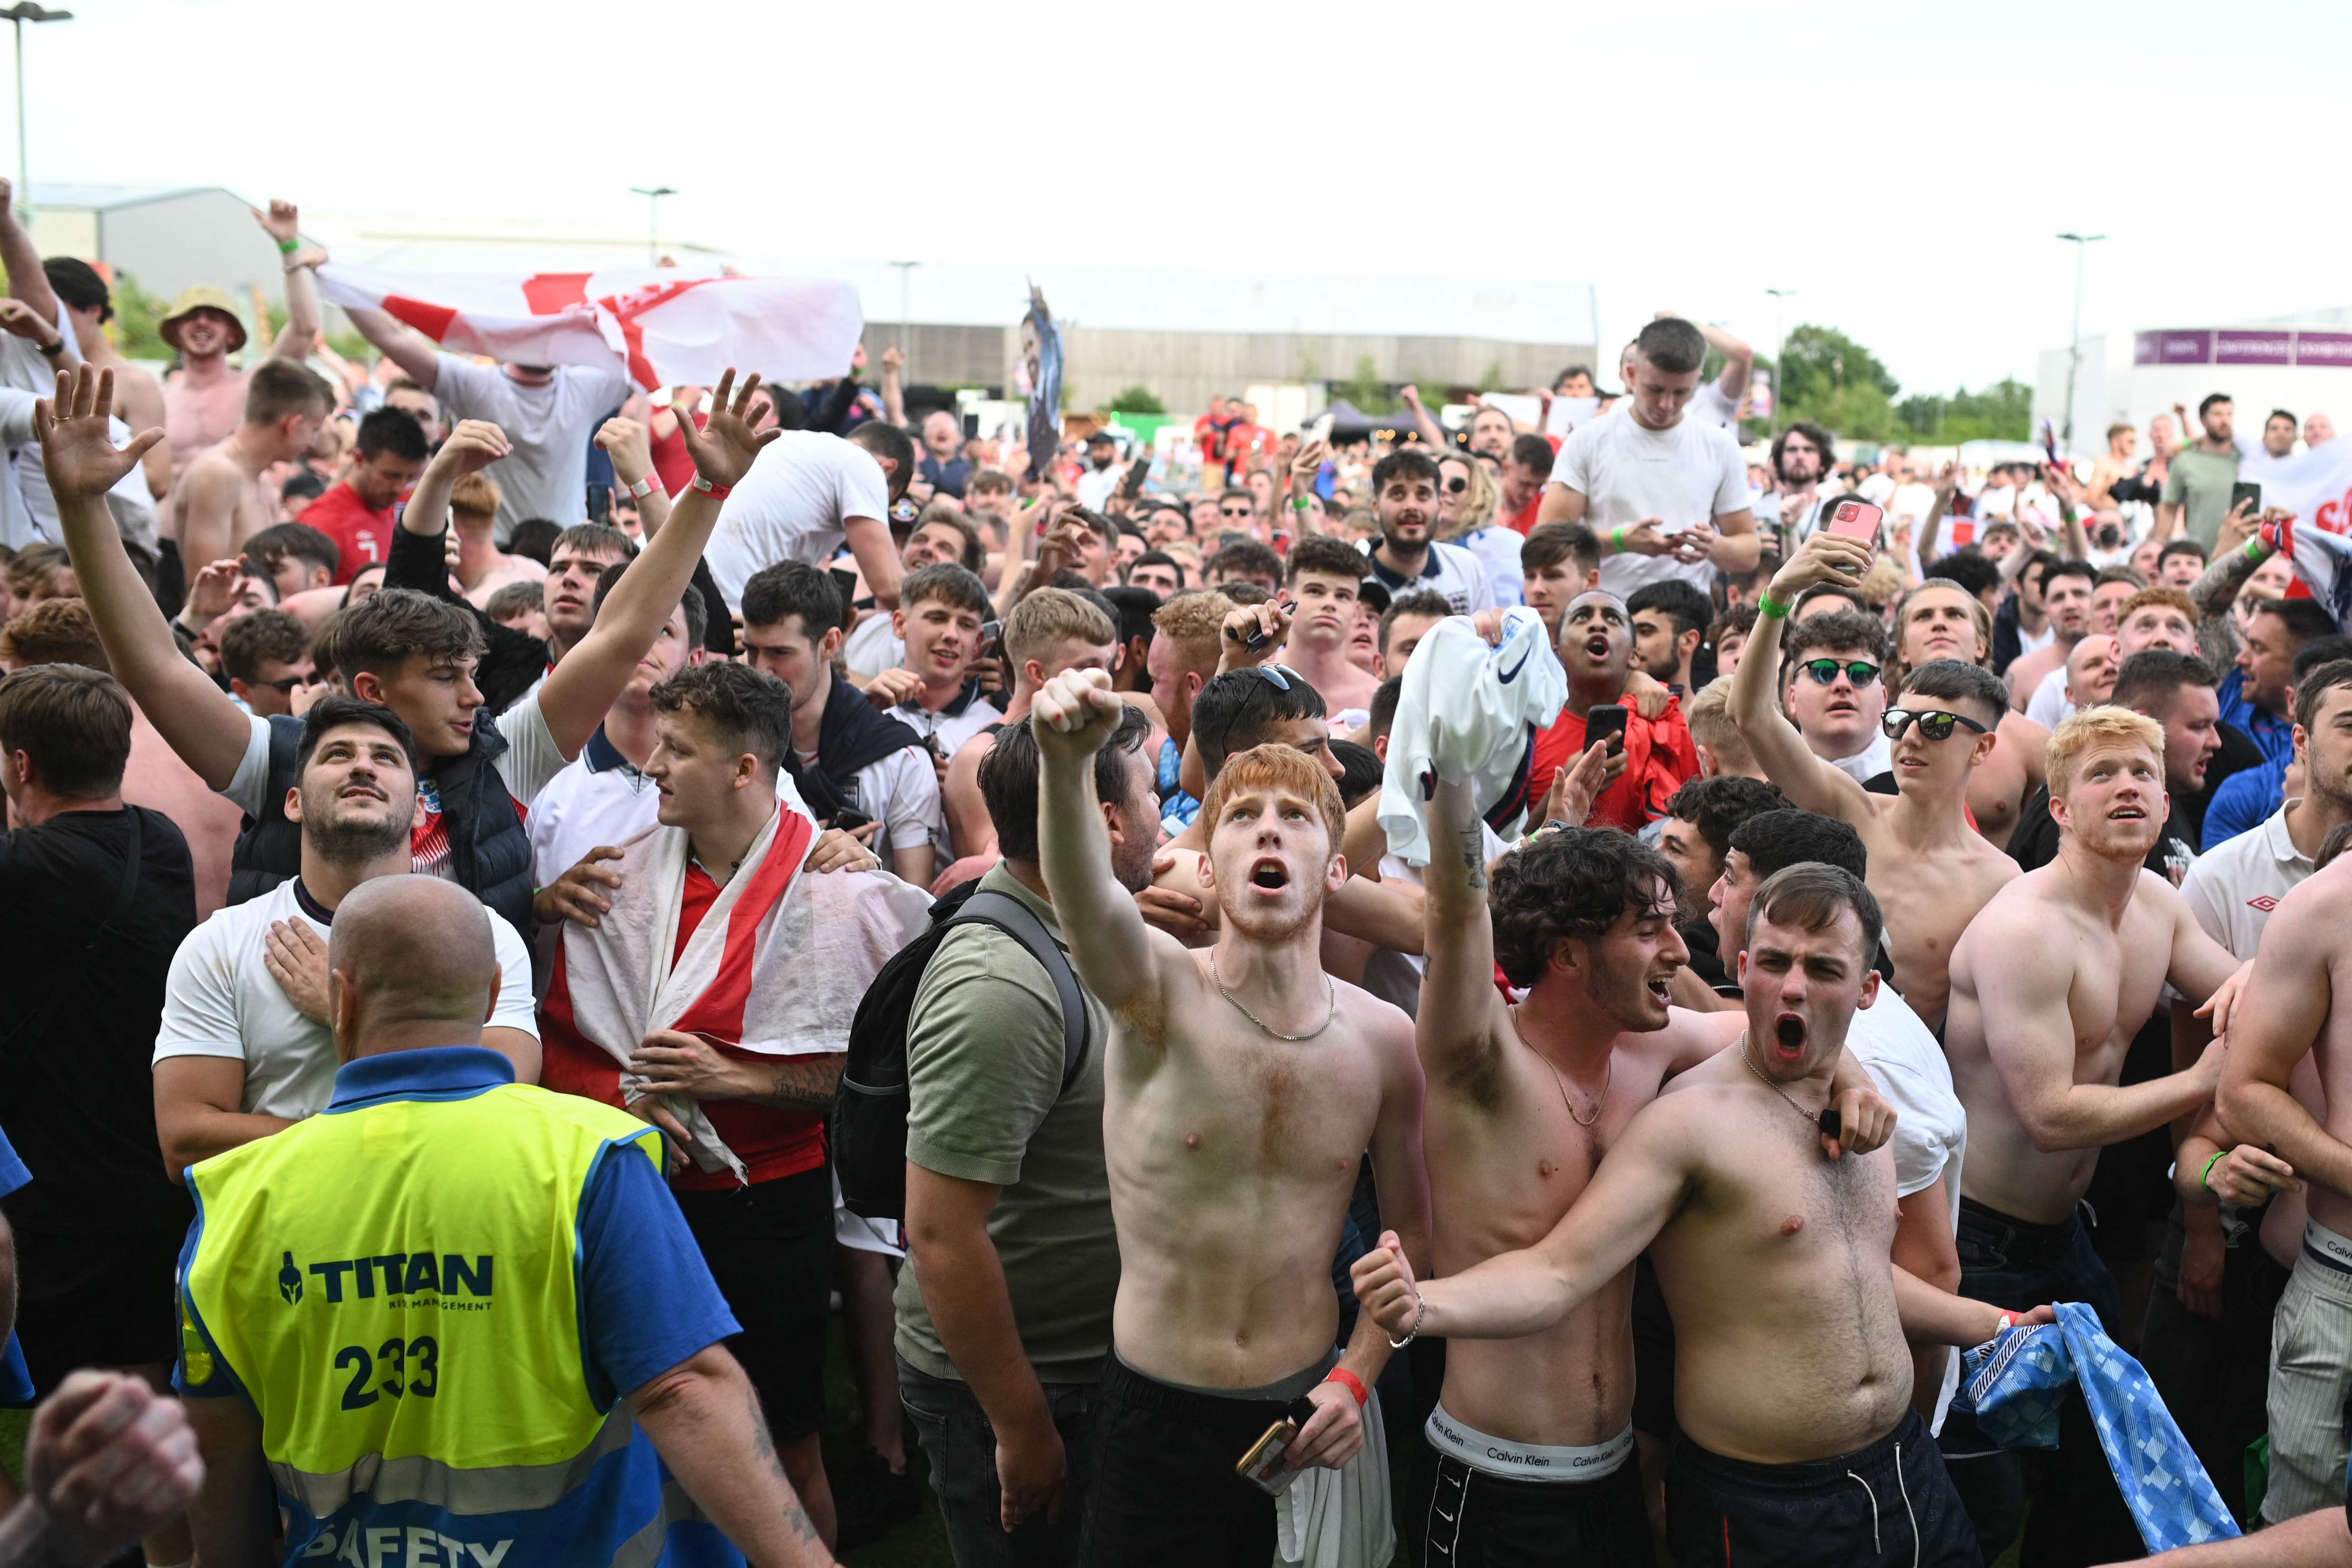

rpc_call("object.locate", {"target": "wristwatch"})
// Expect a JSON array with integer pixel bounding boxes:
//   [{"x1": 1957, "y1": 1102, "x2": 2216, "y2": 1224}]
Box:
[{"x1": 34, "y1": 337, "x2": 61, "y2": 357}]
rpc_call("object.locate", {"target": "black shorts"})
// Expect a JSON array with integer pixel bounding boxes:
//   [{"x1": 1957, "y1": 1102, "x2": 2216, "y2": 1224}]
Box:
[
  {"x1": 1419, "y1": 1446, "x2": 1652, "y2": 1567},
  {"x1": 1666, "y1": 1409, "x2": 1979, "y2": 1568},
  {"x1": 674, "y1": 1165, "x2": 833, "y2": 1442},
  {"x1": 1080, "y1": 1348, "x2": 1330, "y2": 1568},
  {"x1": 9, "y1": 1220, "x2": 188, "y2": 1398}
]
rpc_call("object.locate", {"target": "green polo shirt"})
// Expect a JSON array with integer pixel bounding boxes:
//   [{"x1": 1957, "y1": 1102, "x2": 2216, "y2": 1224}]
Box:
[{"x1": 2161, "y1": 445, "x2": 2242, "y2": 549}]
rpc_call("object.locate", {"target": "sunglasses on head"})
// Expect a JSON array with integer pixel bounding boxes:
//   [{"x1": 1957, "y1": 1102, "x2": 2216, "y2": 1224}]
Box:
[
  {"x1": 1247, "y1": 664, "x2": 1301, "y2": 691},
  {"x1": 1797, "y1": 658, "x2": 1880, "y2": 687},
  {"x1": 1882, "y1": 707, "x2": 1988, "y2": 741}
]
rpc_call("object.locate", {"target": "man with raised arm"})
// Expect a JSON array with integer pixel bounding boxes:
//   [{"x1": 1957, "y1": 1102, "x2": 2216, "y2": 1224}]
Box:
[
  {"x1": 1731, "y1": 530, "x2": 2019, "y2": 1035},
  {"x1": 1411, "y1": 771, "x2": 1889, "y2": 1566},
  {"x1": 1890, "y1": 577, "x2": 2048, "y2": 853},
  {"x1": 42, "y1": 363, "x2": 768, "y2": 935},
  {"x1": 1939, "y1": 706, "x2": 2248, "y2": 1563},
  {"x1": 1357, "y1": 864, "x2": 2029, "y2": 1568},
  {"x1": 1030, "y1": 667, "x2": 1430, "y2": 1567},
  {"x1": 2216, "y1": 853, "x2": 2352, "y2": 1527}
]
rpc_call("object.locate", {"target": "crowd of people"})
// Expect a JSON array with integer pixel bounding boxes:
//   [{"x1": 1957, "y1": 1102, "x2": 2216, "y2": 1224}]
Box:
[{"x1": 2, "y1": 187, "x2": 2352, "y2": 1568}]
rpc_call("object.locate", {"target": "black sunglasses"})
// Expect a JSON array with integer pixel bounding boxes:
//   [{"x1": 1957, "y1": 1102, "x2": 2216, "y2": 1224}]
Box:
[
  {"x1": 1882, "y1": 707, "x2": 1988, "y2": 742},
  {"x1": 1219, "y1": 506, "x2": 1253, "y2": 518},
  {"x1": 1445, "y1": 477, "x2": 1468, "y2": 494},
  {"x1": 257, "y1": 673, "x2": 314, "y2": 692},
  {"x1": 1797, "y1": 658, "x2": 1880, "y2": 687}
]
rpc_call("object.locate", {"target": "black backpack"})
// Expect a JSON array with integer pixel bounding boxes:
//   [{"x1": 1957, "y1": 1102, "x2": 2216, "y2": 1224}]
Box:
[{"x1": 832, "y1": 880, "x2": 1092, "y2": 1222}]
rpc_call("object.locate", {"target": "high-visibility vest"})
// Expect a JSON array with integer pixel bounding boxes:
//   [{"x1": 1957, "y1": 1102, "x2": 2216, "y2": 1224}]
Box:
[{"x1": 181, "y1": 1062, "x2": 739, "y2": 1568}]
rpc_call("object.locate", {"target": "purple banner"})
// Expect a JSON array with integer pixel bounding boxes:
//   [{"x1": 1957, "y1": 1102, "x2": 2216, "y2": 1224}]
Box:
[
  {"x1": 2143, "y1": 330, "x2": 2213, "y2": 365},
  {"x1": 2218, "y1": 330, "x2": 2293, "y2": 365},
  {"x1": 2298, "y1": 333, "x2": 2352, "y2": 367}
]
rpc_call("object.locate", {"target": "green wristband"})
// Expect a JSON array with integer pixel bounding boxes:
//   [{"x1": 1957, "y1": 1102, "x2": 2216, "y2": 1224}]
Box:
[
  {"x1": 1756, "y1": 592, "x2": 1792, "y2": 620},
  {"x1": 277, "y1": 237, "x2": 300, "y2": 255},
  {"x1": 2244, "y1": 536, "x2": 2268, "y2": 563},
  {"x1": 1291, "y1": 495, "x2": 1311, "y2": 511},
  {"x1": 2199, "y1": 1149, "x2": 2226, "y2": 1193},
  {"x1": 1610, "y1": 526, "x2": 1627, "y2": 553}
]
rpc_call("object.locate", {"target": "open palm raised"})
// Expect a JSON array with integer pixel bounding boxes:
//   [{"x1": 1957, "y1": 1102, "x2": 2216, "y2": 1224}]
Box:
[
  {"x1": 677, "y1": 368, "x2": 780, "y2": 491},
  {"x1": 33, "y1": 367, "x2": 164, "y2": 502}
]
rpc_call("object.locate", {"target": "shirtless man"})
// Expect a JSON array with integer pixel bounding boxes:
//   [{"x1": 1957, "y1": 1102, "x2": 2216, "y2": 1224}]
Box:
[
  {"x1": 1732, "y1": 532, "x2": 2019, "y2": 1035},
  {"x1": 167, "y1": 359, "x2": 335, "y2": 574},
  {"x1": 1031, "y1": 669, "x2": 1430, "y2": 1566},
  {"x1": 1357, "y1": 864, "x2": 2028, "y2": 1568},
  {"x1": 31, "y1": 257, "x2": 169, "y2": 500},
  {"x1": 1414, "y1": 775, "x2": 1889, "y2": 1566},
  {"x1": 2216, "y1": 853, "x2": 2352, "y2": 1524},
  {"x1": 1942, "y1": 706, "x2": 2246, "y2": 1562},
  {"x1": 1892, "y1": 577, "x2": 2046, "y2": 852},
  {"x1": 155, "y1": 200, "x2": 323, "y2": 495}
]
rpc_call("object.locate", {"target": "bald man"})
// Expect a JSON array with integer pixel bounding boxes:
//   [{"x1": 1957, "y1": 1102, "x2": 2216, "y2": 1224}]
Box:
[
  {"x1": 179, "y1": 873, "x2": 841, "y2": 1568},
  {"x1": 2026, "y1": 634, "x2": 2120, "y2": 729}
]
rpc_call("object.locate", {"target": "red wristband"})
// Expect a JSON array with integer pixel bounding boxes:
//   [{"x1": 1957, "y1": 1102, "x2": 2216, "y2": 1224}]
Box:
[
  {"x1": 1322, "y1": 1368, "x2": 1369, "y2": 1409},
  {"x1": 691, "y1": 475, "x2": 732, "y2": 500}
]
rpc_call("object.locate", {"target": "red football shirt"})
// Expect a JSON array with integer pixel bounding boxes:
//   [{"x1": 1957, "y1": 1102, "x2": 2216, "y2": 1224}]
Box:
[{"x1": 302, "y1": 482, "x2": 396, "y2": 584}]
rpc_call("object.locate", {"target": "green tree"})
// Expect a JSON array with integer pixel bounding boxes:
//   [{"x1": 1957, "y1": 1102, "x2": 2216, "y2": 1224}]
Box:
[
  {"x1": 110, "y1": 272, "x2": 172, "y2": 361},
  {"x1": 1108, "y1": 385, "x2": 1166, "y2": 414},
  {"x1": 1896, "y1": 377, "x2": 2032, "y2": 443},
  {"x1": 1776, "y1": 324, "x2": 1900, "y2": 413},
  {"x1": 1334, "y1": 355, "x2": 1394, "y2": 414}
]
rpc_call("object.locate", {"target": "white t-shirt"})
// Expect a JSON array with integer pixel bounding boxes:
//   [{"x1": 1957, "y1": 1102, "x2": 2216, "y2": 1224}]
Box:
[
  {"x1": 843, "y1": 612, "x2": 904, "y2": 679},
  {"x1": 1689, "y1": 378, "x2": 1742, "y2": 432},
  {"x1": 1857, "y1": 472, "x2": 1898, "y2": 507},
  {"x1": 2181, "y1": 805, "x2": 2312, "y2": 960},
  {"x1": 1357, "y1": 536, "x2": 1495, "y2": 615},
  {"x1": 705, "y1": 431, "x2": 891, "y2": 610},
  {"x1": 1845, "y1": 982, "x2": 1968, "y2": 1432},
  {"x1": 1825, "y1": 731, "x2": 1892, "y2": 785},
  {"x1": 2025, "y1": 665, "x2": 2074, "y2": 731},
  {"x1": 1550, "y1": 409, "x2": 1749, "y2": 596},
  {"x1": 1074, "y1": 464, "x2": 1123, "y2": 510},
  {"x1": 432, "y1": 354, "x2": 630, "y2": 543},
  {"x1": 223, "y1": 696, "x2": 566, "y2": 882},
  {"x1": 153, "y1": 878, "x2": 538, "y2": 1121},
  {"x1": 799, "y1": 743, "x2": 940, "y2": 867},
  {"x1": 1453, "y1": 525, "x2": 1526, "y2": 607}
]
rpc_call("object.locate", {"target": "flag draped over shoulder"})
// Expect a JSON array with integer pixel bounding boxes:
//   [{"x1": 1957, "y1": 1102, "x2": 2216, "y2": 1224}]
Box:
[{"x1": 317, "y1": 265, "x2": 864, "y2": 390}]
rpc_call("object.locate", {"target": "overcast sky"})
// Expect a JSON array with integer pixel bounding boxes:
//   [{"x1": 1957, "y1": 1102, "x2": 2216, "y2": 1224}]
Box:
[{"x1": 20, "y1": 0, "x2": 2348, "y2": 399}]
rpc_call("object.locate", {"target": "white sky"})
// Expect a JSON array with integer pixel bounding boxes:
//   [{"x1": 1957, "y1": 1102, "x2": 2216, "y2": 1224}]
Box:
[{"x1": 19, "y1": 0, "x2": 2349, "y2": 399}]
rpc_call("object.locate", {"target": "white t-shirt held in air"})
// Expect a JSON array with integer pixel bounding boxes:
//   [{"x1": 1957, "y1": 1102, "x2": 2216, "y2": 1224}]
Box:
[
  {"x1": 1549, "y1": 409, "x2": 1750, "y2": 597},
  {"x1": 433, "y1": 354, "x2": 631, "y2": 542},
  {"x1": 153, "y1": 878, "x2": 538, "y2": 1122},
  {"x1": 705, "y1": 431, "x2": 891, "y2": 610}
]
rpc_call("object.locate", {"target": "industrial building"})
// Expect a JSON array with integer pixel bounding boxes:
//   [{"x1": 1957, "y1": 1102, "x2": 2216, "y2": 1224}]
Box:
[{"x1": 2035, "y1": 308, "x2": 2352, "y2": 454}]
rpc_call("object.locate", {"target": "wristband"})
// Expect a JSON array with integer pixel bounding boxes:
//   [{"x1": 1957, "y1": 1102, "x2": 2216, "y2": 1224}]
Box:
[
  {"x1": 627, "y1": 475, "x2": 658, "y2": 500},
  {"x1": 691, "y1": 475, "x2": 732, "y2": 500},
  {"x1": 1756, "y1": 591, "x2": 1792, "y2": 620},
  {"x1": 2200, "y1": 1149, "x2": 2227, "y2": 1192},
  {"x1": 1290, "y1": 495, "x2": 1311, "y2": 511},
  {"x1": 1610, "y1": 526, "x2": 1627, "y2": 553},
  {"x1": 1993, "y1": 1312, "x2": 2015, "y2": 1339},
  {"x1": 1387, "y1": 1290, "x2": 1427, "y2": 1350},
  {"x1": 2244, "y1": 536, "x2": 2268, "y2": 563},
  {"x1": 1322, "y1": 1369, "x2": 1369, "y2": 1409},
  {"x1": 277, "y1": 236, "x2": 300, "y2": 255}
]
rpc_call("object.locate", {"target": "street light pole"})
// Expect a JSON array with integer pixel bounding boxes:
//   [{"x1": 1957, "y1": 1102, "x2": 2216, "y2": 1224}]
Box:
[
  {"x1": 1765, "y1": 288, "x2": 1796, "y2": 435},
  {"x1": 2056, "y1": 231, "x2": 2106, "y2": 453},
  {"x1": 629, "y1": 186, "x2": 676, "y2": 266},
  {"x1": 3, "y1": 4, "x2": 73, "y2": 217},
  {"x1": 888, "y1": 260, "x2": 918, "y2": 371}
]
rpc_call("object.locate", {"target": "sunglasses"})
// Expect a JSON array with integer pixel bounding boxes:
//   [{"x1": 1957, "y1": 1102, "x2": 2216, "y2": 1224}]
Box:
[
  {"x1": 1882, "y1": 707, "x2": 1988, "y2": 742},
  {"x1": 1445, "y1": 477, "x2": 1468, "y2": 494},
  {"x1": 256, "y1": 673, "x2": 315, "y2": 692},
  {"x1": 1797, "y1": 658, "x2": 1880, "y2": 687},
  {"x1": 1247, "y1": 664, "x2": 1301, "y2": 691},
  {"x1": 1220, "y1": 506, "x2": 1253, "y2": 518}
]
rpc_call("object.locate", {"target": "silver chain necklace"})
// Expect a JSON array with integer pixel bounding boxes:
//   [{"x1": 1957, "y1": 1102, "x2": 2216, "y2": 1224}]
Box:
[
  {"x1": 1738, "y1": 1032, "x2": 1828, "y2": 1126},
  {"x1": 1208, "y1": 949, "x2": 1339, "y2": 1042},
  {"x1": 1510, "y1": 1005, "x2": 1610, "y2": 1127}
]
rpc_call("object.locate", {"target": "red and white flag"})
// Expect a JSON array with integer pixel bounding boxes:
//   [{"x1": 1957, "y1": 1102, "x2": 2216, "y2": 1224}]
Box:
[{"x1": 317, "y1": 264, "x2": 864, "y2": 390}]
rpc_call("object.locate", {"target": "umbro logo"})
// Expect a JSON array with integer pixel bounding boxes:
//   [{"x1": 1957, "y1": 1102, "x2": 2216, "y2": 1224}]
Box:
[{"x1": 2248, "y1": 895, "x2": 2280, "y2": 912}]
